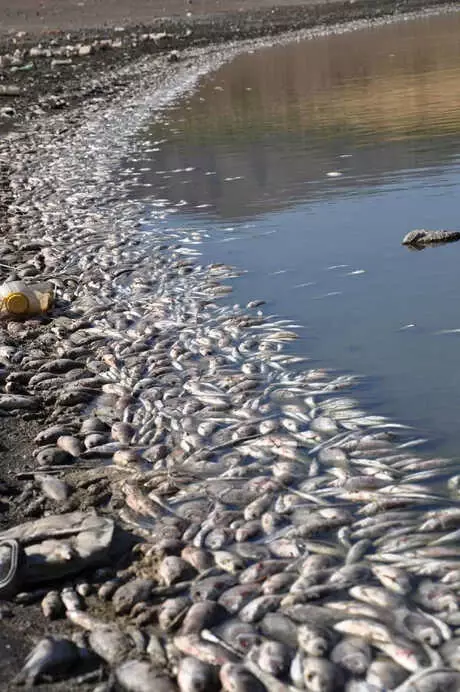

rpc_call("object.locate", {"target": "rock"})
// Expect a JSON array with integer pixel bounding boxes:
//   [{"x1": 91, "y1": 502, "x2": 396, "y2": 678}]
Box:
[
  {"x1": 402, "y1": 229, "x2": 460, "y2": 246},
  {"x1": 0, "y1": 512, "x2": 115, "y2": 585}
]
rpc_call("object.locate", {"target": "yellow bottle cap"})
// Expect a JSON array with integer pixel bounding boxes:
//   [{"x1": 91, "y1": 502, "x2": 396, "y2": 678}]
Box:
[{"x1": 5, "y1": 292, "x2": 30, "y2": 315}]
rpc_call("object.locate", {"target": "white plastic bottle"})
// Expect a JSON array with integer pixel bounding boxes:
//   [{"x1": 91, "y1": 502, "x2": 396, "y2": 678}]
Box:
[{"x1": 0, "y1": 280, "x2": 54, "y2": 317}]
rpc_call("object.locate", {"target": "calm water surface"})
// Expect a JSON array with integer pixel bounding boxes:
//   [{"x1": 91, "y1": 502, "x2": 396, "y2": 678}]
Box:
[{"x1": 125, "y1": 13, "x2": 460, "y2": 458}]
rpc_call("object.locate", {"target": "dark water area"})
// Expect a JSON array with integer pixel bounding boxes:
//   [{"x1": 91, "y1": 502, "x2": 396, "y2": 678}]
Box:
[{"x1": 123, "y1": 12, "x2": 460, "y2": 459}]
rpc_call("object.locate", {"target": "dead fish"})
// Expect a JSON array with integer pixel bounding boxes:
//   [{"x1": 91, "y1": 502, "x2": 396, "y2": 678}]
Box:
[
  {"x1": 56, "y1": 435, "x2": 83, "y2": 458},
  {"x1": 218, "y1": 583, "x2": 261, "y2": 614},
  {"x1": 440, "y1": 638, "x2": 460, "y2": 670},
  {"x1": 159, "y1": 556, "x2": 196, "y2": 586},
  {"x1": 213, "y1": 550, "x2": 246, "y2": 574},
  {"x1": 115, "y1": 659, "x2": 177, "y2": 692},
  {"x1": 14, "y1": 636, "x2": 80, "y2": 686},
  {"x1": 111, "y1": 421, "x2": 135, "y2": 444},
  {"x1": 290, "y1": 649, "x2": 305, "y2": 689},
  {"x1": 239, "y1": 595, "x2": 282, "y2": 623},
  {"x1": 89, "y1": 625, "x2": 133, "y2": 665},
  {"x1": 349, "y1": 585, "x2": 403, "y2": 610},
  {"x1": 257, "y1": 640, "x2": 291, "y2": 676},
  {"x1": 181, "y1": 545, "x2": 214, "y2": 572},
  {"x1": 191, "y1": 574, "x2": 237, "y2": 602},
  {"x1": 396, "y1": 610, "x2": 444, "y2": 647},
  {"x1": 366, "y1": 659, "x2": 408, "y2": 690},
  {"x1": 60, "y1": 587, "x2": 83, "y2": 612},
  {"x1": 158, "y1": 596, "x2": 190, "y2": 631},
  {"x1": 213, "y1": 619, "x2": 261, "y2": 656},
  {"x1": 334, "y1": 618, "x2": 392, "y2": 643},
  {"x1": 41, "y1": 590, "x2": 64, "y2": 620},
  {"x1": 181, "y1": 601, "x2": 226, "y2": 634},
  {"x1": 373, "y1": 638, "x2": 427, "y2": 673},
  {"x1": 413, "y1": 580, "x2": 457, "y2": 613},
  {"x1": 239, "y1": 560, "x2": 289, "y2": 584},
  {"x1": 303, "y1": 656, "x2": 342, "y2": 692},
  {"x1": 297, "y1": 623, "x2": 335, "y2": 657},
  {"x1": 34, "y1": 425, "x2": 74, "y2": 445},
  {"x1": 392, "y1": 666, "x2": 460, "y2": 692},
  {"x1": 112, "y1": 578, "x2": 154, "y2": 615},
  {"x1": 330, "y1": 637, "x2": 372, "y2": 676},
  {"x1": 178, "y1": 656, "x2": 218, "y2": 692},
  {"x1": 146, "y1": 634, "x2": 167, "y2": 667},
  {"x1": 262, "y1": 572, "x2": 297, "y2": 595},
  {"x1": 259, "y1": 613, "x2": 298, "y2": 649},
  {"x1": 174, "y1": 634, "x2": 238, "y2": 666},
  {"x1": 371, "y1": 565, "x2": 412, "y2": 595},
  {"x1": 220, "y1": 662, "x2": 266, "y2": 692},
  {"x1": 0, "y1": 394, "x2": 38, "y2": 410}
]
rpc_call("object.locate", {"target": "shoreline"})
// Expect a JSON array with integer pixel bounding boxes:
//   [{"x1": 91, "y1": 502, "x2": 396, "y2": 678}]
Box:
[
  {"x1": 0, "y1": 0, "x2": 456, "y2": 34},
  {"x1": 1, "y1": 2, "x2": 460, "y2": 690},
  {"x1": 0, "y1": 0, "x2": 457, "y2": 134}
]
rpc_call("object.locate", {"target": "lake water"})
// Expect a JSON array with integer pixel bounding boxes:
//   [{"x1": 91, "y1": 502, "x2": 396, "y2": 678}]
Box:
[{"x1": 123, "y1": 12, "x2": 460, "y2": 459}]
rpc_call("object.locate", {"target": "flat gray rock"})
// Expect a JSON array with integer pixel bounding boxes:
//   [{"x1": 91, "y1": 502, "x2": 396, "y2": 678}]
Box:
[
  {"x1": 402, "y1": 229, "x2": 460, "y2": 246},
  {"x1": 0, "y1": 511, "x2": 115, "y2": 583}
]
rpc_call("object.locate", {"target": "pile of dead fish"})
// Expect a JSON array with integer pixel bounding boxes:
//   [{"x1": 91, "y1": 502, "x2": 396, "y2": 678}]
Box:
[{"x1": 2, "y1": 52, "x2": 460, "y2": 692}]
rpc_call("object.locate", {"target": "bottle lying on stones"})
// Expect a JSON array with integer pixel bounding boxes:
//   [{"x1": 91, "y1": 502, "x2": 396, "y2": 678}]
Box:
[{"x1": 0, "y1": 280, "x2": 54, "y2": 317}]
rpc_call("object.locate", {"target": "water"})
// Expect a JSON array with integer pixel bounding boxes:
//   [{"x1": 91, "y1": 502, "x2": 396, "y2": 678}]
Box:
[{"x1": 124, "y1": 12, "x2": 460, "y2": 459}]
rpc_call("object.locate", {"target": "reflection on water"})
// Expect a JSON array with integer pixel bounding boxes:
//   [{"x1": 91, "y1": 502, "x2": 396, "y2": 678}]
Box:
[
  {"x1": 125, "y1": 12, "x2": 460, "y2": 458},
  {"x1": 126, "y1": 13, "x2": 460, "y2": 219}
]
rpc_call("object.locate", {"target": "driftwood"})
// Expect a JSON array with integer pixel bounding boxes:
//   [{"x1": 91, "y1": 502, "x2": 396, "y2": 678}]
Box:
[{"x1": 402, "y1": 229, "x2": 460, "y2": 247}]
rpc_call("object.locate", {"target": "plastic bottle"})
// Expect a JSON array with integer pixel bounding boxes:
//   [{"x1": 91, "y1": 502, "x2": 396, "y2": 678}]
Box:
[{"x1": 0, "y1": 280, "x2": 54, "y2": 317}]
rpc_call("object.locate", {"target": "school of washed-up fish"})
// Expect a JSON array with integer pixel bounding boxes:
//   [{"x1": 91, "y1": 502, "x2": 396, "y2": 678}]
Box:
[{"x1": 1, "y1": 45, "x2": 460, "y2": 692}]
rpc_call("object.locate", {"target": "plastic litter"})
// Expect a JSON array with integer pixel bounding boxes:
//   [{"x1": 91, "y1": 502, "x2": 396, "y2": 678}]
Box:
[{"x1": 0, "y1": 280, "x2": 54, "y2": 318}]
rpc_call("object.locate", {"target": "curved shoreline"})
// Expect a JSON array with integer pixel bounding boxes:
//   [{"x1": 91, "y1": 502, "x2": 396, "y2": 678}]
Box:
[{"x1": 1, "y1": 3, "x2": 460, "y2": 690}]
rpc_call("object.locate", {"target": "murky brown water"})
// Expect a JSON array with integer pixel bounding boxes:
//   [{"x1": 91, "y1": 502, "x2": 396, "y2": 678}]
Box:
[{"x1": 125, "y1": 11, "x2": 460, "y2": 458}]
